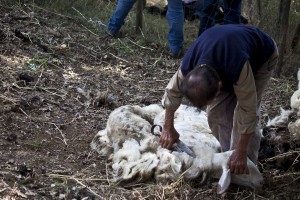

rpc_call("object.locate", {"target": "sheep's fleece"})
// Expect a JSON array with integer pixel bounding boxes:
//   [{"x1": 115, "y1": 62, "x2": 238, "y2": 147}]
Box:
[
  {"x1": 91, "y1": 104, "x2": 263, "y2": 193},
  {"x1": 288, "y1": 69, "x2": 300, "y2": 140}
]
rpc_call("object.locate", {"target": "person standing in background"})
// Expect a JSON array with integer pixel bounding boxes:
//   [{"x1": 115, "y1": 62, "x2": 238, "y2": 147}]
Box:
[
  {"x1": 198, "y1": 0, "x2": 242, "y2": 35},
  {"x1": 107, "y1": 0, "x2": 185, "y2": 58}
]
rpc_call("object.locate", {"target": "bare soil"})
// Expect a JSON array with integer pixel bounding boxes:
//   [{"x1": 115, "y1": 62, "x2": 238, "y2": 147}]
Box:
[{"x1": 0, "y1": 2, "x2": 299, "y2": 200}]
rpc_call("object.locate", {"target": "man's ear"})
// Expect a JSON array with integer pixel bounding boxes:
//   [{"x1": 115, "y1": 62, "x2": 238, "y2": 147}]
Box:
[
  {"x1": 214, "y1": 81, "x2": 222, "y2": 97},
  {"x1": 218, "y1": 81, "x2": 222, "y2": 89}
]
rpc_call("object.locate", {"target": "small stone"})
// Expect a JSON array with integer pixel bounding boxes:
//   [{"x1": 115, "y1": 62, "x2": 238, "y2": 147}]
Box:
[
  {"x1": 59, "y1": 194, "x2": 65, "y2": 199},
  {"x1": 7, "y1": 159, "x2": 15, "y2": 164}
]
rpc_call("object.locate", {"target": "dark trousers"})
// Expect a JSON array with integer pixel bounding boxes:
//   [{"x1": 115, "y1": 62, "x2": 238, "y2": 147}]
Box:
[{"x1": 198, "y1": 0, "x2": 242, "y2": 35}]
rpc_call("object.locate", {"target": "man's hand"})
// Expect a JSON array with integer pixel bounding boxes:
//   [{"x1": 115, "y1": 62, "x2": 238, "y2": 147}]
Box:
[
  {"x1": 160, "y1": 126, "x2": 179, "y2": 149},
  {"x1": 227, "y1": 149, "x2": 249, "y2": 174},
  {"x1": 227, "y1": 133, "x2": 253, "y2": 174},
  {"x1": 160, "y1": 107, "x2": 179, "y2": 149}
]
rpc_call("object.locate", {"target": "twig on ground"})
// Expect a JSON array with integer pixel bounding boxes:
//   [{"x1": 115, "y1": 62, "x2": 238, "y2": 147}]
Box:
[
  {"x1": 151, "y1": 53, "x2": 163, "y2": 66},
  {"x1": 287, "y1": 153, "x2": 300, "y2": 171},
  {"x1": 12, "y1": 83, "x2": 66, "y2": 99},
  {"x1": 34, "y1": 5, "x2": 73, "y2": 19},
  {"x1": 126, "y1": 38, "x2": 153, "y2": 51},
  {"x1": 0, "y1": 94, "x2": 18, "y2": 104},
  {"x1": 154, "y1": 79, "x2": 170, "y2": 82},
  {"x1": 117, "y1": 38, "x2": 134, "y2": 52},
  {"x1": 273, "y1": 172, "x2": 300, "y2": 181},
  {"x1": 38, "y1": 87, "x2": 66, "y2": 99},
  {"x1": 106, "y1": 163, "x2": 111, "y2": 186},
  {"x1": 108, "y1": 53, "x2": 129, "y2": 63},
  {"x1": 265, "y1": 151, "x2": 300, "y2": 162},
  {"x1": 19, "y1": 107, "x2": 30, "y2": 118},
  {"x1": 0, "y1": 188, "x2": 7, "y2": 193},
  {"x1": 7, "y1": 182, "x2": 27, "y2": 198},
  {"x1": 50, "y1": 122, "x2": 68, "y2": 146},
  {"x1": 81, "y1": 24, "x2": 99, "y2": 36},
  {"x1": 48, "y1": 174, "x2": 106, "y2": 198},
  {"x1": 72, "y1": 7, "x2": 88, "y2": 21},
  {"x1": 255, "y1": 194, "x2": 270, "y2": 199},
  {"x1": 240, "y1": 191, "x2": 254, "y2": 200},
  {"x1": 49, "y1": 174, "x2": 108, "y2": 182},
  {"x1": 0, "y1": 180, "x2": 9, "y2": 192},
  {"x1": 73, "y1": 42, "x2": 98, "y2": 56},
  {"x1": 270, "y1": 77, "x2": 280, "y2": 82},
  {"x1": 34, "y1": 67, "x2": 45, "y2": 88},
  {"x1": 161, "y1": 186, "x2": 165, "y2": 200}
]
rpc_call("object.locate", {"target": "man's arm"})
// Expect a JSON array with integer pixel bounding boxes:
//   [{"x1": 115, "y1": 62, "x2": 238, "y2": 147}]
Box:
[
  {"x1": 160, "y1": 68, "x2": 185, "y2": 149},
  {"x1": 160, "y1": 108, "x2": 180, "y2": 149},
  {"x1": 230, "y1": 61, "x2": 258, "y2": 174},
  {"x1": 227, "y1": 134, "x2": 251, "y2": 174}
]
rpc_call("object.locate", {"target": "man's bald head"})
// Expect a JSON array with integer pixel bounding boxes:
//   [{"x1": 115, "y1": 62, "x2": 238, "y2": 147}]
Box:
[{"x1": 180, "y1": 65, "x2": 221, "y2": 108}]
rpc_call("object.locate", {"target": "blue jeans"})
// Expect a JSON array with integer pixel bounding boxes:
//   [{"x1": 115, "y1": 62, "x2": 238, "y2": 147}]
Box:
[
  {"x1": 108, "y1": 0, "x2": 136, "y2": 34},
  {"x1": 198, "y1": 0, "x2": 241, "y2": 35},
  {"x1": 167, "y1": 0, "x2": 184, "y2": 55},
  {"x1": 108, "y1": 0, "x2": 184, "y2": 55},
  {"x1": 223, "y1": 0, "x2": 242, "y2": 24}
]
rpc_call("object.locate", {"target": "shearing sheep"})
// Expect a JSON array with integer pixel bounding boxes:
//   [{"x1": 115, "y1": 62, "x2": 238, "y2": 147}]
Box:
[{"x1": 91, "y1": 104, "x2": 263, "y2": 194}]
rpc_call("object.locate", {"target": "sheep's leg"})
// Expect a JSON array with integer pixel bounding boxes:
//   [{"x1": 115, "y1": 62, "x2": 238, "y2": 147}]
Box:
[
  {"x1": 217, "y1": 167, "x2": 231, "y2": 194},
  {"x1": 212, "y1": 151, "x2": 263, "y2": 193}
]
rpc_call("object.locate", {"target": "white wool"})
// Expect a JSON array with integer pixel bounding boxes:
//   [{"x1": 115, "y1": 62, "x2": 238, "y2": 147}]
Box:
[
  {"x1": 291, "y1": 90, "x2": 300, "y2": 116},
  {"x1": 146, "y1": 0, "x2": 198, "y2": 9},
  {"x1": 266, "y1": 107, "x2": 293, "y2": 127},
  {"x1": 146, "y1": 0, "x2": 167, "y2": 10},
  {"x1": 154, "y1": 105, "x2": 220, "y2": 153},
  {"x1": 155, "y1": 148, "x2": 183, "y2": 181},
  {"x1": 91, "y1": 104, "x2": 263, "y2": 193},
  {"x1": 290, "y1": 69, "x2": 300, "y2": 116},
  {"x1": 90, "y1": 130, "x2": 113, "y2": 157},
  {"x1": 288, "y1": 119, "x2": 300, "y2": 140},
  {"x1": 112, "y1": 139, "x2": 160, "y2": 182},
  {"x1": 286, "y1": 69, "x2": 300, "y2": 140},
  {"x1": 183, "y1": 148, "x2": 214, "y2": 182},
  {"x1": 139, "y1": 136, "x2": 160, "y2": 152},
  {"x1": 113, "y1": 139, "x2": 141, "y2": 163},
  {"x1": 93, "y1": 104, "x2": 163, "y2": 153}
]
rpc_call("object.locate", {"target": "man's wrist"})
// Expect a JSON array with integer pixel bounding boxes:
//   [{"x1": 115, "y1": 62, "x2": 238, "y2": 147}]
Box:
[{"x1": 236, "y1": 133, "x2": 253, "y2": 153}]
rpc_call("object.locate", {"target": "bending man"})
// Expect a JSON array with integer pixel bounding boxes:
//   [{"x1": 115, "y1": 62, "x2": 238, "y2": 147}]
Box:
[{"x1": 160, "y1": 24, "x2": 278, "y2": 174}]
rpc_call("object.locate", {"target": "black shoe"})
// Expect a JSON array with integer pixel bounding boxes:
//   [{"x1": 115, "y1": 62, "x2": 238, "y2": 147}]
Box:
[
  {"x1": 169, "y1": 49, "x2": 184, "y2": 59},
  {"x1": 98, "y1": 23, "x2": 117, "y2": 38}
]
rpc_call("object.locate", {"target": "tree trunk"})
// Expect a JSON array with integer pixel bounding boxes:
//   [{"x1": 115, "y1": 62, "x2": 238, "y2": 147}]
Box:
[
  {"x1": 275, "y1": 0, "x2": 292, "y2": 77},
  {"x1": 291, "y1": 21, "x2": 300, "y2": 51},
  {"x1": 244, "y1": 0, "x2": 252, "y2": 23},
  {"x1": 136, "y1": 0, "x2": 144, "y2": 34},
  {"x1": 242, "y1": 0, "x2": 261, "y2": 25},
  {"x1": 256, "y1": 0, "x2": 261, "y2": 18}
]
